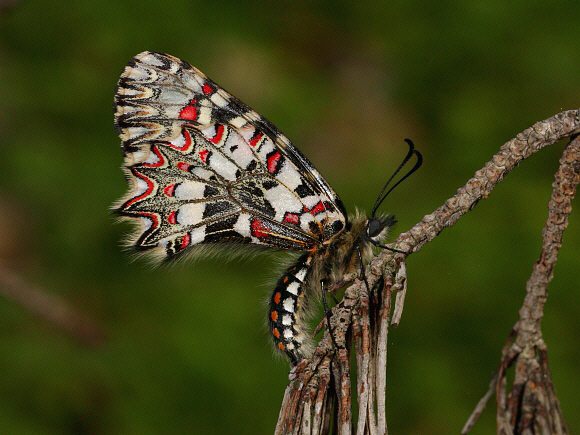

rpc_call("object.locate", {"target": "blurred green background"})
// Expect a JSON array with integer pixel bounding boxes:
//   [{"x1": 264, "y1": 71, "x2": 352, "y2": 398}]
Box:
[{"x1": 0, "y1": 0, "x2": 579, "y2": 433}]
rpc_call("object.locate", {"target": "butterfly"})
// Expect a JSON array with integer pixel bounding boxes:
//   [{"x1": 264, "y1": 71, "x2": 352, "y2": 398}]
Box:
[{"x1": 113, "y1": 52, "x2": 421, "y2": 365}]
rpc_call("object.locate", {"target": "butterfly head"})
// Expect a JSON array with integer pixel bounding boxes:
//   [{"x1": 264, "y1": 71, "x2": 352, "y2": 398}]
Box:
[{"x1": 365, "y1": 215, "x2": 396, "y2": 245}]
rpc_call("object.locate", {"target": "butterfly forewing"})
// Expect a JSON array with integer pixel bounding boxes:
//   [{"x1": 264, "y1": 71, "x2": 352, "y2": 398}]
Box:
[{"x1": 114, "y1": 52, "x2": 347, "y2": 259}]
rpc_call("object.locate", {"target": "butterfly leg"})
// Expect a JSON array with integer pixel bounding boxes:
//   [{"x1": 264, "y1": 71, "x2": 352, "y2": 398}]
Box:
[
  {"x1": 320, "y1": 279, "x2": 342, "y2": 352},
  {"x1": 356, "y1": 244, "x2": 371, "y2": 293}
]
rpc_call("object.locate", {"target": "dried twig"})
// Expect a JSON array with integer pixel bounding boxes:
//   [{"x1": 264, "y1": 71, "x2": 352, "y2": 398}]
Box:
[
  {"x1": 462, "y1": 135, "x2": 579, "y2": 434},
  {"x1": 275, "y1": 110, "x2": 580, "y2": 435},
  {"x1": 461, "y1": 370, "x2": 499, "y2": 434},
  {"x1": 486, "y1": 135, "x2": 577, "y2": 435}
]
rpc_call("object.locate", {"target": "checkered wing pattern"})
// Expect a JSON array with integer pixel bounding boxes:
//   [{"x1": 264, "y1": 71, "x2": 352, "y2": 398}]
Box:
[{"x1": 113, "y1": 52, "x2": 347, "y2": 260}]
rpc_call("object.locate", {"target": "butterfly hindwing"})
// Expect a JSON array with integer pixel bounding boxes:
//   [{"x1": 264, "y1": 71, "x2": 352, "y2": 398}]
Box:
[{"x1": 114, "y1": 52, "x2": 347, "y2": 260}]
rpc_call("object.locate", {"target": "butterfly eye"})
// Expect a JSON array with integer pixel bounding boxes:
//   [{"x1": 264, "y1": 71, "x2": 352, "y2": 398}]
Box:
[{"x1": 367, "y1": 218, "x2": 383, "y2": 238}]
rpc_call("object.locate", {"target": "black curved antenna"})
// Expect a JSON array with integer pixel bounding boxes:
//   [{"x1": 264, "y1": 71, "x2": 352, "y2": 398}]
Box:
[{"x1": 371, "y1": 139, "x2": 423, "y2": 217}]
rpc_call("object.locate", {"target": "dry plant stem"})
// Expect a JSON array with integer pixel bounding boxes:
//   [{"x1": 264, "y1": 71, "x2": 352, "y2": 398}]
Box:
[
  {"x1": 334, "y1": 293, "x2": 356, "y2": 435},
  {"x1": 275, "y1": 109, "x2": 580, "y2": 435},
  {"x1": 276, "y1": 336, "x2": 341, "y2": 434},
  {"x1": 462, "y1": 329, "x2": 518, "y2": 434},
  {"x1": 464, "y1": 135, "x2": 580, "y2": 434},
  {"x1": 354, "y1": 288, "x2": 373, "y2": 435},
  {"x1": 376, "y1": 274, "x2": 394, "y2": 435},
  {"x1": 367, "y1": 288, "x2": 380, "y2": 435},
  {"x1": 0, "y1": 263, "x2": 106, "y2": 347},
  {"x1": 461, "y1": 370, "x2": 500, "y2": 434},
  {"x1": 390, "y1": 262, "x2": 407, "y2": 328},
  {"x1": 494, "y1": 135, "x2": 579, "y2": 434}
]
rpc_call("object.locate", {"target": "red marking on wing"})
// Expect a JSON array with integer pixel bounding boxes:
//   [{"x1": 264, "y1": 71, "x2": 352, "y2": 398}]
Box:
[
  {"x1": 177, "y1": 162, "x2": 192, "y2": 172},
  {"x1": 249, "y1": 131, "x2": 263, "y2": 147},
  {"x1": 274, "y1": 292, "x2": 281, "y2": 304},
  {"x1": 284, "y1": 213, "x2": 300, "y2": 225},
  {"x1": 304, "y1": 201, "x2": 326, "y2": 216},
  {"x1": 142, "y1": 145, "x2": 165, "y2": 168},
  {"x1": 271, "y1": 311, "x2": 278, "y2": 322},
  {"x1": 179, "y1": 99, "x2": 198, "y2": 120},
  {"x1": 272, "y1": 328, "x2": 280, "y2": 338},
  {"x1": 124, "y1": 170, "x2": 155, "y2": 208},
  {"x1": 164, "y1": 184, "x2": 176, "y2": 197},
  {"x1": 277, "y1": 342, "x2": 285, "y2": 351},
  {"x1": 180, "y1": 233, "x2": 191, "y2": 249},
  {"x1": 169, "y1": 129, "x2": 193, "y2": 152},
  {"x1": 311, "y1": 202, "x2": 326, "y2": 215},
  {"x1": 209, "y1": 125, "x2": 224, "y2": 144},
  {"x1": 267, "y1": 151, "x2": 282, "y2": 174},
  {"x1": 199, "y1": 149, "x2": 210, "y2": 163},
  {"x1": 168, "y1": 210, "x2": 178, "y2": 224},
  {"x1": 251, "y1": 219, "x2": 271, "y2": 238},
  {"x1": 203, "y1": 84, "x2": 214, "y2": 95}
]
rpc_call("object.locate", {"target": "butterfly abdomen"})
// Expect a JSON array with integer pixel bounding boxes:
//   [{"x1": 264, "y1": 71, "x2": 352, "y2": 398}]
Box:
[{"x1": 269, "y1": 254, "x2": 317, "y2": 364}]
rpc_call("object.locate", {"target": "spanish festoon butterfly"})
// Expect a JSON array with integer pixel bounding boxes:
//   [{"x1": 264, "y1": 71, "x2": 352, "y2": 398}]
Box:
[{"x1": 113, "y1": 52, "x2": 421, "y2": 365}]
